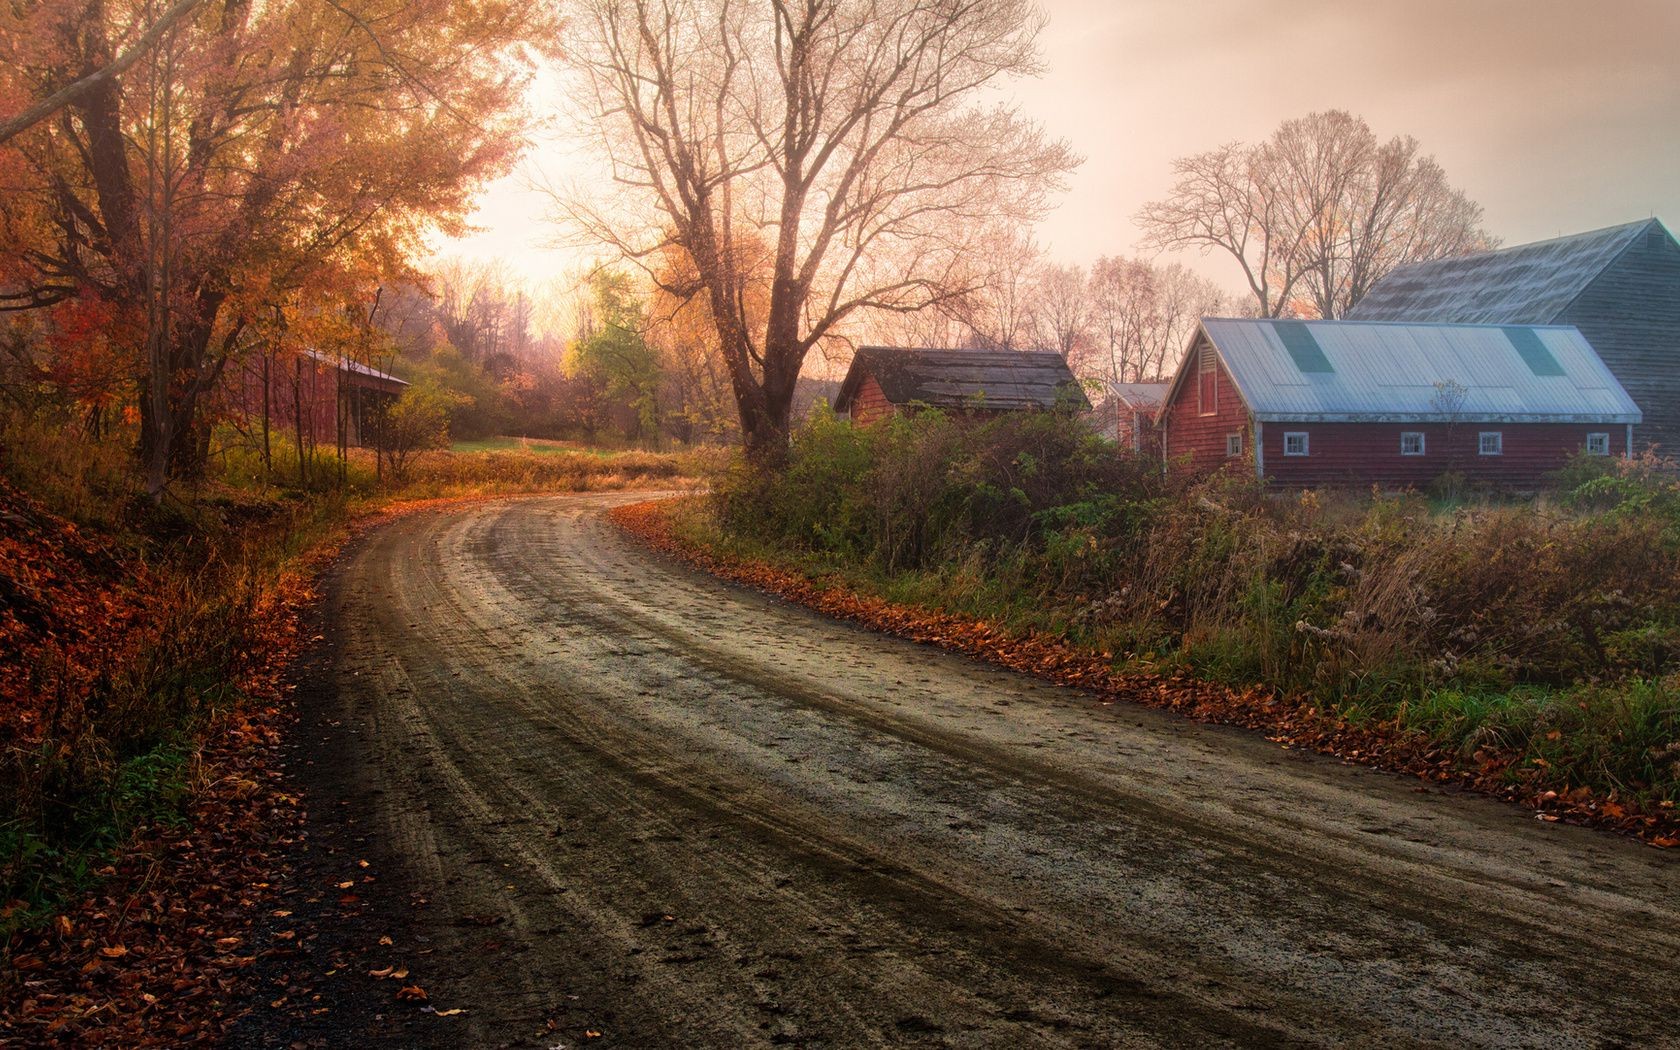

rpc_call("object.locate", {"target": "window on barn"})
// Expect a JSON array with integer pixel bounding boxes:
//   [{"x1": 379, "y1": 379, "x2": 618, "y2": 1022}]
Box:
[
  {"x1": 1479, "y1": 431, "x2": 1503, "y2": 456},
  {"x1": 1586, "y1": 432, "x2": 1610, "y2": 456},
  {"x1": 1225, "y1": 432, "x2": 1242, "y2": 457},
  {"x1": 1400, "y1": 431, "x2": 1425, "y2": 456},
  {"x1": 1198, "y1": 344, "x2": 1218, "y2": 416},
  {"x1": 1283, "y1": 432, "x2": 1309, "y2": 456}
]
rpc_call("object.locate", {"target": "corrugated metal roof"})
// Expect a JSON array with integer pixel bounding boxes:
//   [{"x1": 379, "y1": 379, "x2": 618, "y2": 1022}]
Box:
[
  {"x1": 1098, "y1": 381, "x2": 1169, "y2": 409},
  {"x1": 303, "y1": 349, "x2": 409, "y2": 386},
  {"x1": 1346, "y1": 220, "x2": 1663, "y2": 323},
  {"x1": 835, "y1": 346, "x2": 1090, "y2": 413},
  {"x1": 1193, "y1": 319, "x2": 1641, "y2": 424}
]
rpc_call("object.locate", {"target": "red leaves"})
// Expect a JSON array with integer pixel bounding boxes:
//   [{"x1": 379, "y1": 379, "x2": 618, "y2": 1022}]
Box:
[{"x1": 612, "y1": 497, "x2": 1680, "y2": 850}]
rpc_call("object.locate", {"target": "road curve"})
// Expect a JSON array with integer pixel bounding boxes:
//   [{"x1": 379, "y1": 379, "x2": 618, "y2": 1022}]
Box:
[{"x1": 278, "y1": 493, "x2": 1678, "y2": 1048}]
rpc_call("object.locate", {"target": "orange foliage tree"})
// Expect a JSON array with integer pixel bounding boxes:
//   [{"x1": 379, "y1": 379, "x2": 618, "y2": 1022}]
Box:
[{"x1": 0, "y1": 0, "x2": 554, "y2": 493}]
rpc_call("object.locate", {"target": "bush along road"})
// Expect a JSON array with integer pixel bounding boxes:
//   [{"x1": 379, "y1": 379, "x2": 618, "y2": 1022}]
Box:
[{"x1": 223, "y1": 492, "x2": 1679, "y2": 1049}]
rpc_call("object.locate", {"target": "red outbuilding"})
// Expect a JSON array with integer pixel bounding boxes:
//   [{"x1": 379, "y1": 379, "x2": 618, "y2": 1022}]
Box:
[
  {"x1": 228, "y1": 349, "x2": 408, "y2": 449},
  {"x1": 1159, "y1": 318, "x2": 1642, "y2": 489}
]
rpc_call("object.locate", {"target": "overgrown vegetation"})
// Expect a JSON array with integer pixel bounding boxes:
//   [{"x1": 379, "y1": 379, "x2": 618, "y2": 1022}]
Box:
[
  {"x1": 0, "y1": 408, "x2": 706, "y2": 936},
  {"x1": 700, "y1": 406, "x2": 1680, "y2": 806}
]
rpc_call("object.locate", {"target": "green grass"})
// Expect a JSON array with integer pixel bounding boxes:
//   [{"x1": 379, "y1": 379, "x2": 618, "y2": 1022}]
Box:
[{"x1": 450, "y1": 435, "x2": 619, "y2": 456}]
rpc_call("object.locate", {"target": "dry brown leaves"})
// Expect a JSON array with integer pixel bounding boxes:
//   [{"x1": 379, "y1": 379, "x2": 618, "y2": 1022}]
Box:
[
  {"x1": 0, "y1": 703, "x2": 305, "y2": 1045},
  {"x1": 0, "y1": 487, "x2": 317, "y2": 1045},
  {"x1": 610, "y1": 498, "x2": 1680, "y2": 849}
]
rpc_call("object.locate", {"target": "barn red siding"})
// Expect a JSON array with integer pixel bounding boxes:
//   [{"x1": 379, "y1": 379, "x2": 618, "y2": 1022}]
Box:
[
  {"x1": 1162, "y1": 355, "x2": 1251, "y2": 474},
  {"x1": 1259, "y1": 422, "x2": 1629, "y2": 489},
  {"x1": 226, "y1": 355, "x2": 404, "y2": 448},
  {"x1": 849, "y1": 372, "x2": 895, "y2": 425}
]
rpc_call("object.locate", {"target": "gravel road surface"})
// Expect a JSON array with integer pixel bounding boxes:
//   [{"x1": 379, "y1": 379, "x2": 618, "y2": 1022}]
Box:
[{"x1": 242, "y1": 493, "x2": 1679, "y2": 1049}]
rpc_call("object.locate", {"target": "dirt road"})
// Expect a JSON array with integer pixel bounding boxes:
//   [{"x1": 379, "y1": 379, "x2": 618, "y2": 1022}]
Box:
[{"x1": 241, "y1": 493, "x2": 1679, "y2": 1048}]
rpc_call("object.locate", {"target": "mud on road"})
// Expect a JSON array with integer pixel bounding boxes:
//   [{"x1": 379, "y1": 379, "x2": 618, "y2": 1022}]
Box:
[{"x1": 235, "y1": 493, "x2": 1678, "y2": 1049}]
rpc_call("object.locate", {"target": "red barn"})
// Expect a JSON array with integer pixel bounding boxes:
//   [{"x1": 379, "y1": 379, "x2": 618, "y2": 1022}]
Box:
[
  {"x1": 1160, "y1": 319, "x2": 1641, "y2": 489},
  {"x1": 833, "y1": 346, "x2": 1090, "y2": 425},
  {"x1": 229, "y1": 350, "x2": 408, "y2": 449}
]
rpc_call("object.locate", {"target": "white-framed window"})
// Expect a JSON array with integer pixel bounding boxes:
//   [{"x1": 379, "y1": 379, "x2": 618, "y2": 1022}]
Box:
[
  {"x1": 1585, "y1": 432, "x2": 1610, "y2": 456},
  {"x1": 1400, "y1": 431, "x2": 1426, "y2": 456},
  {"x1": 1283, "y1": 431, "x2": 1309, "y2": 457},
  {"x1": 1225, "y1": 432, "x2": 1242, "y2": 457},
  {"x1": 1478, "y1": 431, "x2": 1503, "y2": 456}
]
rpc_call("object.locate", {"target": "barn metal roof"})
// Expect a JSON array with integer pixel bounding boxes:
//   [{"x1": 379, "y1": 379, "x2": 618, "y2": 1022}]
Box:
[
  {"x1": 303, "y1": 349, "x2": 409, "y2": 387},
  {"x1": 1187, "y1": 318, "x2": 1641, "y2": 424},
  {"x1": 834, "y1": 346, "x2": 1091, "y2": 413},
  {"x1": 1098, "y1": 381, "x2": 1169, "y2": 409},
  {"x1": 1346, "y1": 220, "x2": 1665, "y2": 323}
]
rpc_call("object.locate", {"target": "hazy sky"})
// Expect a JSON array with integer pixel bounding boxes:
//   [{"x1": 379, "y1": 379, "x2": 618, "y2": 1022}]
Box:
[{"x1": 437, "y1": 0, "x2": 1680, "y2": 296}]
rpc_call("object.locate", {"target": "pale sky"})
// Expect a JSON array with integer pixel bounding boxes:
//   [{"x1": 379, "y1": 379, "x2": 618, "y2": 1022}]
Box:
[{"x1": 436, "y1": 0, "x2": 1680, "y2": 297}]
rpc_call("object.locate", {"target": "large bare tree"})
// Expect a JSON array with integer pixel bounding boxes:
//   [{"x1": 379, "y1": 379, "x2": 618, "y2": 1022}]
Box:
[
  {"x1": 565, "y1": 0, "x2": 1076, "y2": 459},
  {"x1": 1137, "y1": 110, "x2": 1493, "y2": 319}
]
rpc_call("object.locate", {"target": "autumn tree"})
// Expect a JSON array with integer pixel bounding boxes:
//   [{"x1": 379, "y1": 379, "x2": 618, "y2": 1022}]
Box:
[
  {"x1": 1137, "y1": 110, "x2": 1493, "y2": 319},
  {"x1": 647, "y1": 242, "x2": 753, "y2": 444},
  {"x1": 565, "y1": 0, "x2": 1076, "y2": 461},
  {"x1": 566, "y1": 270, "x2": 661, "y2": 443},
  {"x1": 0, "y1": 0, "x2": 552, "y2": 494}
]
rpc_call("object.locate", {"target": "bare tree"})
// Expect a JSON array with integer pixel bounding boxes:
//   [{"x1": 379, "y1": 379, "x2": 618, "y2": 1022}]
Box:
[
  {"x1": 564, "y1": 0, "x2": 1076, "y2": 460},
  {"x1": 940, "y1": 226, "x2": 1045, "y2": 352},
  {"x1": 1138, "y1": 110, "x2": 1493, "y2": 319},
  {"x1": 1086, "y1": 256, "x2": 1225, "y2": 384},
  {"x1": 1033, "y1": 262, "x2": 1089, "y2": 364}
]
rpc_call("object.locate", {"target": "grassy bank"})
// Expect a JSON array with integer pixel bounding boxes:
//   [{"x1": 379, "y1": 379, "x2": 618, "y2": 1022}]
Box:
[
  {"x1": 690, "y1": 407, "x2": 1680, "y2": 815},
  {"x1": 0, "y1": 414, "x2": 712, "y2": 937}
]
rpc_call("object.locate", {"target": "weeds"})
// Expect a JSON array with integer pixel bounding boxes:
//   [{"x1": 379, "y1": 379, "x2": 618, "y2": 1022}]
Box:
[{"x1": 708, "y1": 409, "x2": 1680, "y2": 805}]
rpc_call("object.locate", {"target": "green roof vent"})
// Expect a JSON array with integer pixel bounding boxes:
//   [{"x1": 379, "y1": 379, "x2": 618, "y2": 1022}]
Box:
[
  {"x1": 1503, "y1": 326, "x2": 1566, "y2": 377},
  {"x1": 1273, "y1": 321, "x2": 1334, "y2": 374}
]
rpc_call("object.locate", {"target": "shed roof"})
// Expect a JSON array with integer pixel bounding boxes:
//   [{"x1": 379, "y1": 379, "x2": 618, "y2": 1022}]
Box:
[
  {"x1": 834, "y1": 346, "x2": 1090, "y2": 413},
  {"x1": 1098, "y1": 381, "x2": 1169, "y2": 410},
  {"x1": 303, "y1": 350, "x2": 408, "y2": 388},
  {"x1": 1346, "y1": 220, "x2": 1668, "y2": 324},
  {"x1": 1178, "y1": 318, "x2": 1641, "y2": 424}
]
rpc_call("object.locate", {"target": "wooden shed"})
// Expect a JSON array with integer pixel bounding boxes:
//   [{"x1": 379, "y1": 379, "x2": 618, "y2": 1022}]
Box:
[
  {"x1": 230, "y1": 350, "x2": 408, "y2": 449},
  {"x1": 1090, "y1": 381, "x2": 1168, "y2": 452},
  {"x1": 833, "y1": 346, "x2": 1090, "y2": 425},
  {"x1": 1348, "y1": 219, "x2": 1680, "y2": 452},
  {"x1": 1160, "y1": 318, "x2": 1641, "y2": 489}
]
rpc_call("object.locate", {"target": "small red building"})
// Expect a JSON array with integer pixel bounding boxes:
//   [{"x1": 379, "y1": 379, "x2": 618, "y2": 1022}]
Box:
[
  {"x1": 833, "y1": 346, "x2": 1090, "y2": 424},
  {"x1": 229, "y1": 350, "x2": 408, "y2": 448},
  {"x1": 1090, "y1": 381, "x2": 1168, "y2": 453},
  {"x1": 1160, "y1": 319, "x2": 1641, "y2": 489}
]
